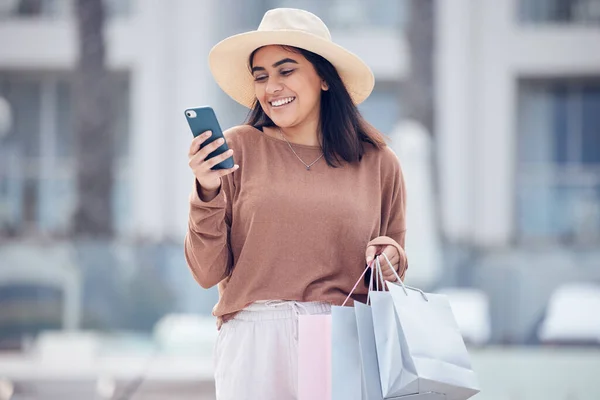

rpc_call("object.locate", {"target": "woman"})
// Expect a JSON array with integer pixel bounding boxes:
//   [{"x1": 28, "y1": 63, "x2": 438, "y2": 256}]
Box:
[{"x1": 185, "y1": 8, "x2": 408, "y2": 400}]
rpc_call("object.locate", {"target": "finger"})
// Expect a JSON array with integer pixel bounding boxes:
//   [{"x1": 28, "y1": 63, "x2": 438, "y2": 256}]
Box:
[
  {"x1": 196, "y1": 137, "x2": 226, "y2": 161},
  {"x1": 380, "y1": 260, "x2": 400, "y2": 281},
  {"x1": 379, "y1": 249, "x2": 399, "y2": 276},
  {"x1": 381, "y1": 246, "x2": 399, "y2": 265},
  {"x1": 385, "y1": 246, "x2": 407, "y2": 274},
  {"x1": 206, "y1": 148, "x2": 234, "y2": 169},
  {"x1": 395, "y1": 248, "x2": 407, "y2": 273},
  {"x1": 378, "y1": 254, "x2": 397, "y2": 276},
  {"x1": 189, "y1": 131, "x2": 212, "y2": 156},
  {"x1": 216, "y1": 164, "x2": 239, "y2": 177},
  {"x1": 383, "y1": 268, "x2": 399, "y2": 281},
  {"x1": 189, "y1": 138, "x2": 226, "y2": 166},
  {"x1": 188, "y1": 149, "x2": 210, "y2": 168},
  {"x1": 365, "y1": 245, "x2": 379, "y2": 265}
]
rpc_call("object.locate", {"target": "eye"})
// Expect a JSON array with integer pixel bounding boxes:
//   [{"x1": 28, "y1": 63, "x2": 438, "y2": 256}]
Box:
[
  {"x1": 254, "y1": 74, "x2": 267, "y2": 82},
  {"x1": 281, "y1": 69, "x2": 294, "y2": 76}
]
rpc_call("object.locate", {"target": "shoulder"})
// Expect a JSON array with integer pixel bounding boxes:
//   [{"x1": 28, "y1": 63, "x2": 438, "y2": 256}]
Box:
[
  {"x1": 223, "y1": 124, "x2": 259, "y2": 142},
  {"x1": 223, "y1": 125, "x2": 261, "y2": 150},
  {"x1": 379, "y1": 145, "x2": 401, "y2": 171},
  {"x1": 363, "y1": 142, "x2": 402, "y2": 175}
]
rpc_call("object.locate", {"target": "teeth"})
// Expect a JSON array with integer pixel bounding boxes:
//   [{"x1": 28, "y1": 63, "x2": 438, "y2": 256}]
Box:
[{"x1": 271, "y1": 97, "x2": 295, "y2": 107}]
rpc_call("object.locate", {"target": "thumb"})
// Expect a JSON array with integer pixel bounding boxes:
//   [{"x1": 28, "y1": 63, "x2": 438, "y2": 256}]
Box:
[{"x1": 365, "y1": 245, "x2": 378, "y2": 265}]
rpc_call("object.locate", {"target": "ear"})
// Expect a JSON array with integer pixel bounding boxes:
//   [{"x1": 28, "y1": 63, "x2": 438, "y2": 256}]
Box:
[{"x1": 321, "y1": 81, "x2": 329, "y2": 91}]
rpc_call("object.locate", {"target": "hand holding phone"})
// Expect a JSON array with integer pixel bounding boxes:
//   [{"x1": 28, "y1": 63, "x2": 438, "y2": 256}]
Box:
[{"x1": 186, "y1": 107, "x2": 239, "y2": 196}]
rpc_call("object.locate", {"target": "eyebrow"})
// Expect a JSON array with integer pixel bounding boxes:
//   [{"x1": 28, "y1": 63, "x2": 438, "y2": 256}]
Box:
[{"x1": 251, "y1": 58, "x2": 299, "y2": 73}]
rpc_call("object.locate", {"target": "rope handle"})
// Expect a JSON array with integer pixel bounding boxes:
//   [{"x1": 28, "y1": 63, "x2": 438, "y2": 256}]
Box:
[
  {"x1": 366, "y1": 257, "x2": 375, "y2": 305},
  {"x1": 342, "y1": 260, "x2": 374, "y2": 306},
  {"x1": 380, "y1": 252, "x2": 429, "y2": 301}
]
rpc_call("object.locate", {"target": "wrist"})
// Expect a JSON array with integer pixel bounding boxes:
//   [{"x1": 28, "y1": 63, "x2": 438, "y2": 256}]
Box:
[
  {"x1": 200, "y1": 185, "x2": 219, "y2": 195},
  {"x1": 196, "y1": 180, "x2": 220, "y2": 201}
]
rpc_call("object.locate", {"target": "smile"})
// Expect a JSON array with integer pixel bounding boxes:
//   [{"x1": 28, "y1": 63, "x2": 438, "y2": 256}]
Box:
[{"x1": 270, "y1": 97, "x2": 296, "y2": 107}]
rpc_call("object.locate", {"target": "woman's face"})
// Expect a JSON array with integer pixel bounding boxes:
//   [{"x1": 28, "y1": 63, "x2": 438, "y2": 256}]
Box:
[{"x1": 251, "y1": 45, "x2": 327, "y2": 129}]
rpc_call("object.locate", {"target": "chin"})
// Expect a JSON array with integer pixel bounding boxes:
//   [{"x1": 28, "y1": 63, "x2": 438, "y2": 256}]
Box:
[{"x1": 268, "y1": 114, "x2": 296, "y2": 128}]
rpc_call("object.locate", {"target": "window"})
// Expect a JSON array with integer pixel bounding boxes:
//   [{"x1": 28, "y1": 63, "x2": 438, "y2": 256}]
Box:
[
  {"x1": 519, "y1": 0, "x2": 600, "y2": 24},
  {"x1": 516, "y1": 79, "x2": 600, "y2": 245},
  {"x1": 0, "y1": 73, "x2": 131, "y2": 237}
]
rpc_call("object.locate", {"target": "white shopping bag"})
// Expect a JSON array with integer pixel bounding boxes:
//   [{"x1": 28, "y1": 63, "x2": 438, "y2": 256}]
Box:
[
  {"x1": 378, "y1": 254, "x2": 480, "y2": 400},
  {"x1": 331, "y1": 263, "x2": 379, "y2": 400},
  {"x1": 369, "y1": 257, "x2": 411, "y2": 398},
  {"x1": 355, "y1": 301, "x2": 384, "y2": 400},
  {"x1": 331, "y1": 305, "x2": 363, "y2": 400}
]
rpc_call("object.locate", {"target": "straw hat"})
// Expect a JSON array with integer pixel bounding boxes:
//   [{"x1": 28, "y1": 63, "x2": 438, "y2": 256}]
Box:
[{"x1": 208, "y1": 8, "x2": 375, "y2": 109}]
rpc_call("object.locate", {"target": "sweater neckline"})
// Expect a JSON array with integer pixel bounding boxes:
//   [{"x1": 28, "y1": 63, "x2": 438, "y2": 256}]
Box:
[{"x1": 250, "y1": 126, "x2": 324, "y2": 150}]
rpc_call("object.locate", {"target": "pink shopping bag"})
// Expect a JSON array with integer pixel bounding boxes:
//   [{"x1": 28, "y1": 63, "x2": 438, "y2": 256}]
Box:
[{"x1": 298, "y1": 314, "x2": 331, "y2": 400}]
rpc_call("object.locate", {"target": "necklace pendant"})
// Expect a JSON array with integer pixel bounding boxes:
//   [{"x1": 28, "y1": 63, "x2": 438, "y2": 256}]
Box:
[{"x1": 306, "y1": 166, "x2": 311, "y2": 171}]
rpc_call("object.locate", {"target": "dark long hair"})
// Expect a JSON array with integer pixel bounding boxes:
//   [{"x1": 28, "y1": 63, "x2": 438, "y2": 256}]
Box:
[{"x1": 246, "y1": 46, "x2": 387, "y2": 168}]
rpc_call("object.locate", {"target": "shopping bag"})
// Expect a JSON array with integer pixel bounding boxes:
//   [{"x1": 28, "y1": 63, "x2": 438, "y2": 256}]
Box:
[
  {"x1": 380, "y1": 254, "x2": 481, "y2": 400},
  {"x1": 368, "y1": 256, "x2": 414, "y2": 398},
  {"x1": 393, "y1": 393, "x2": 447, "y2": 399},
  {"x1": 331, "y1": 305, "x2": 363, "y2": 400},
  {"x1": 352, "y1": 256, "x2": 384, "y2": 400},
  {"x1": 331, "y1": 263, "x2": 379, "y2": 400},
  {"x1": 298, "y1": 314, "x2": 331, "y2": 400},
  {"x1": 355, "y1": 300, "x2": 384, "y2": 400},
  {"x1": 298, "y1": 263, "x2": 371, "y2": 400}
]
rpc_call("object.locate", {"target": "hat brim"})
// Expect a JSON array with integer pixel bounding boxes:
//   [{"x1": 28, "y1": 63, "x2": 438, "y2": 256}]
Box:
[{"x1": 208, "y1": 30, "x2": 375, "y2": 109}]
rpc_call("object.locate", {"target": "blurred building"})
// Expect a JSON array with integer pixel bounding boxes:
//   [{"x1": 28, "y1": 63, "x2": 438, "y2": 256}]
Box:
[
  {"x1": 0, "y1": 0, "x2": 599, "y2": 348},
  {"x1": 435, "y1": 0, "x2": 600, "y2": 344}
]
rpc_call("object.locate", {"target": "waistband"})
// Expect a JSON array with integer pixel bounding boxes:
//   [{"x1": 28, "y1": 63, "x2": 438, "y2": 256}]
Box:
[{"x1": 233, "y1": 300, "x2": 331, "y2": 322}]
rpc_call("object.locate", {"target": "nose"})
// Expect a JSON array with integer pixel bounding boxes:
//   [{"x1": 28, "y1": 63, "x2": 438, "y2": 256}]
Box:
[{"x1": 265, "y1": 78, "x2": 283, "y2": 95}]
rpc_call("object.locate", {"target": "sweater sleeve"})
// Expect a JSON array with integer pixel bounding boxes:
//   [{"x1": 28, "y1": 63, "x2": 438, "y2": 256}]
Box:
[
  {"x1": 367, "y1": 233, "x2": 407, "y2": 280},
  {"x1": 184, "y1": 175, "x2": 235, "y2": 289},
  {"x1": 367, "y1": 149, "x2": 408, "y2": 280}
]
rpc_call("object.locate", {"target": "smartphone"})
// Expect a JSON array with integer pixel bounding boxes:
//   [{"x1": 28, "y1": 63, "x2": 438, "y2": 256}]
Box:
[{"x1": 184, "y1": 106, "x2": 234, "y2": 170}]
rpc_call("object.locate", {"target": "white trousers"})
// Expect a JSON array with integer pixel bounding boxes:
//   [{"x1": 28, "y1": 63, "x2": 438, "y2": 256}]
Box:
[{"x1": 213, "y1": 300, "x2": 332, "y2": 400}]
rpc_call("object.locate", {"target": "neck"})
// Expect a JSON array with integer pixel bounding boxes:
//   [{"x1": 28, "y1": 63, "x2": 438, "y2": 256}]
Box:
[{"x1": 279, "y1": 114, "x2": 321, "y2": 147}]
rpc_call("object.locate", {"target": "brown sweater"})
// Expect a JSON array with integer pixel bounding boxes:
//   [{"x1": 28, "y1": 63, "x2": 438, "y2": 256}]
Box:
[{"x1": 184, "y1": 125, "x2": 407, "y2": 318}]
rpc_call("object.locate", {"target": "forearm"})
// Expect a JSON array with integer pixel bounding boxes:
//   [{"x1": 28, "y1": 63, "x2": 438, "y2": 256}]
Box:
[{"x1": 184, "y1": 180, "x2": 233, "y2": 288}]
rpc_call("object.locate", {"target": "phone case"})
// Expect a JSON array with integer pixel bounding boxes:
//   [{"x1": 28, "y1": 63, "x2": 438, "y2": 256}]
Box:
[{"x1": 184, "y1": 106, "x2": 234, "y2": 170}]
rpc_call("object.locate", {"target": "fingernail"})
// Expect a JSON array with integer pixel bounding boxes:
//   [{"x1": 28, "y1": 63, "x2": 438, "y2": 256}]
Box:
[
  {"x1": 217, "y1": 138, "x2": 224, "y2": 144},
  {"x1": 205, "y1": 131, "x2": 212, "y2": 136},
  {"x1": 366, "y1": 256, "x2": 373, "y2": 264}
]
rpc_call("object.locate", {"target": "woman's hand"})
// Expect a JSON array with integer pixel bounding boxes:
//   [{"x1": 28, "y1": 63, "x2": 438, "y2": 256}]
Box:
[
  {"x1": 188, "y1": 131, "x2": 239, "y2": 196},
  {"x1": 365, "y1": 244, "x2": 405, "y2": 282}
]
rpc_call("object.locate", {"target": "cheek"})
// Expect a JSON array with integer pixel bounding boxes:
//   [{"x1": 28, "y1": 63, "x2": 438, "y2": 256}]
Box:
[
  {"x1": 298, "y1": 79, "x2": 322, "y2": 107},
  {"x1": 254, "y1": 83, "x2": 265, "y2": 101},
  {"x1": 254, "y1": 84, "x2": 270, "y2": 109}
]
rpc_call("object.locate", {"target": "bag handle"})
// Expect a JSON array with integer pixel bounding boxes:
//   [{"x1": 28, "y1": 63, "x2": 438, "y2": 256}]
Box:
[
  {"x1": 342, "y1": 261, "x2": 374, "y2": 307},
  {"x1": 375, "y1": 258, "x2": 380, "y2": 292},
  {"x1": 380, "y1": 252, "x2": 429, "y2": 301},
  {"x1": 375, "y1": 256, "x2": 386, "y2": 291},
  {"x1": 341, "y1": 252, "x2": 429, "y2": 307},
  {"x1": 366, "y1": 257, "x2": 375, "y2": 305}
]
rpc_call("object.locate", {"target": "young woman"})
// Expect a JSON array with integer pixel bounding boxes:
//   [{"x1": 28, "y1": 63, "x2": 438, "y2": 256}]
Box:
[{"x1": 185, "y1": 8, "x2": 408, "y2": 400}]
